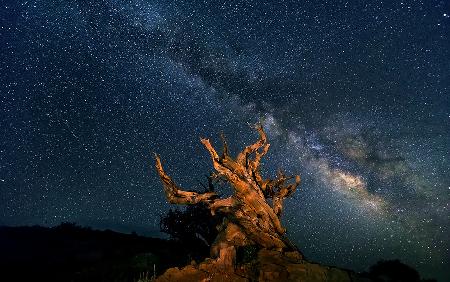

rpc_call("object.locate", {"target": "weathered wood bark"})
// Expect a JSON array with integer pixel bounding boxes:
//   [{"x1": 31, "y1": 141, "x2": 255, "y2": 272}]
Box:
[{"x1": 154, "y1": 124, "x2": 300, "y2": 267}]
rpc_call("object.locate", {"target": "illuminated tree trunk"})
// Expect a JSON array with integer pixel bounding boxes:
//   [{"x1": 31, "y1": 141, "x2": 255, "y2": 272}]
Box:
[{"x1": 154, "y1": 125, "x2": 300, "y2": 268}]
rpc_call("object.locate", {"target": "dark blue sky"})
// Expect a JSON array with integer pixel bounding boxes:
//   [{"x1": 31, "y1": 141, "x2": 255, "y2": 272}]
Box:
[{"x1": 1, "y1": 0, "x2": 449, "y2": 280}]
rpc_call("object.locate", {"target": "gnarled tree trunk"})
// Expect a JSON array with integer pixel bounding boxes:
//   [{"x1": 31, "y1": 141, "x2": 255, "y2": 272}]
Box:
[{"x1": 154, "y1": 125, "x2": 300, "y2": 268}]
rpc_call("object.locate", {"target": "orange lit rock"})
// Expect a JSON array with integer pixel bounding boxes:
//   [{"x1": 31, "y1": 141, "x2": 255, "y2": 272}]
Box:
[{"x1": 156, "y1": 248, "x2": 366, "y2": 282}]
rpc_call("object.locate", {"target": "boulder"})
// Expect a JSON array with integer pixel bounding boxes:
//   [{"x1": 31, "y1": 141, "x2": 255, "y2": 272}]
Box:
[{"x1": 156, "y1": 249, "x2": 371, "y2": 282}]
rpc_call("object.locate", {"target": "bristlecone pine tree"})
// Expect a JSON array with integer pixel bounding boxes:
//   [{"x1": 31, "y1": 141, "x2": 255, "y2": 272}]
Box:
[{"x1": 154, "y1": 124, "x2": 301, "y2": 268}]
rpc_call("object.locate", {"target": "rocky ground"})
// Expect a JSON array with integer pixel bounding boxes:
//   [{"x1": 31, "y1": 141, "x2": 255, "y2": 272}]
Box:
[{"x1": 157, "y1": 249, "x2": 371, "y2": 282}]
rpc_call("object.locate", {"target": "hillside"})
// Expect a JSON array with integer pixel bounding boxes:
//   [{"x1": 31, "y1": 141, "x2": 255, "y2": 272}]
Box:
[
  {"x1": 0, "y1": 224, "x2": 202, "y2": 282},
  {"x1": 0, "y1": 224, "x2": 435, "y2": 282}
]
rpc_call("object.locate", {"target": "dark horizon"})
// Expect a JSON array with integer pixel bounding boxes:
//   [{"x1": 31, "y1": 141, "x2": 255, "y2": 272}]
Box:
[
  {"x1": 0, "y1": 220, "x2": 162, "y2": 238},
  {"x1": 0, "y1": 223, "x2": 438, "y2": 282}
]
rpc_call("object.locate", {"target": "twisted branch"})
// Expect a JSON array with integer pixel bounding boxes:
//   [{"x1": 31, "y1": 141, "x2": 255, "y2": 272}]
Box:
[{"x1": 154, "y1": 153, "x2": 217, "y2": 205}]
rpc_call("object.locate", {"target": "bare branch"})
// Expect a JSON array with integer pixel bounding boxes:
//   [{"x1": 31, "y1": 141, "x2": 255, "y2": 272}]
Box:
[
  {"x1": 220, "y1": 132, "x2": 229, "y2": 159},
  {"x1": 247, "y1": 143, "x2": 271, "y2": 191},
  {"x1": 210, "y1": 197, "x2": 238, "y2": 215},
  {"x1": 200, "y1": 138, "x2": 249, "y2": 193},
  {"x1": 236, "y1": 124, "x2": 267, "y2": 165},
  {"x1": 253, "y1": 143, "x2": 270, "y2": 169},
  {"x1": 154, "y1": 153, "x2": 217, "y2": 205},
  {"x1": 272, "y1": 175, "x2": 301, "y2": 217}
]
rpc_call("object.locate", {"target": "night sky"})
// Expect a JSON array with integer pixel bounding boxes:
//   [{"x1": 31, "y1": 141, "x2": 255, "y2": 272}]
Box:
[{"x1": 1, "y1": 0, "x2": 449, "y2": 280}]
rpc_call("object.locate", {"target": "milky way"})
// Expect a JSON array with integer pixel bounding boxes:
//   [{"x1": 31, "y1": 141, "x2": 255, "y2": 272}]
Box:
[{"x1": 1, "y1": 0, "x2": 449, "y2": 280}]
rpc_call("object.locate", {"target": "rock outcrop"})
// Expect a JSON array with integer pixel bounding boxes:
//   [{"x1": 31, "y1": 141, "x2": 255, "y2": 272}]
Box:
[{"x1": 156, "y1": 249, "x2": 370, "y2": 282}]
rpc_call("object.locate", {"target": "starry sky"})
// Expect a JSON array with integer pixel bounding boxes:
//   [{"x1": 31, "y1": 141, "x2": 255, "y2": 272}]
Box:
[{"x1": 1, "y1": 0, "x2": 449, "y2": 280}]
